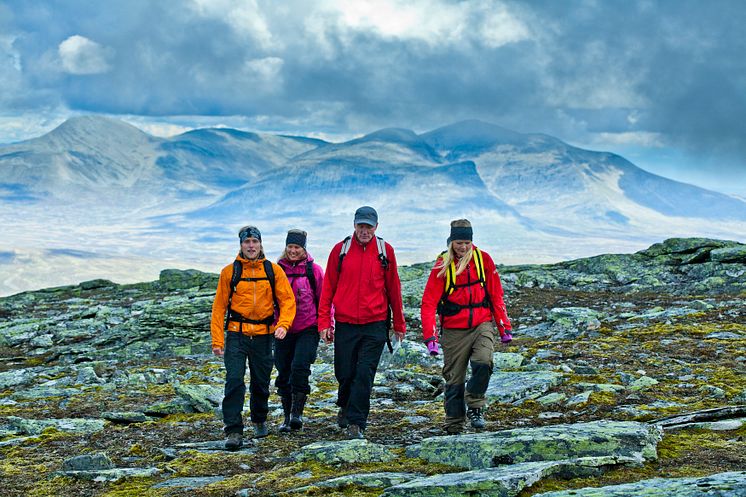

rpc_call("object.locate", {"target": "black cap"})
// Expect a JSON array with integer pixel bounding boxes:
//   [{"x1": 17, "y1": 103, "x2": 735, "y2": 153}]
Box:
[{"x1": 354, "y1": 206, "x2": 378, "y2": 226}]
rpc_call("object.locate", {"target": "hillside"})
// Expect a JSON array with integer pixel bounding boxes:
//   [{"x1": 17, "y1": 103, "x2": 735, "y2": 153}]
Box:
[{"x1": 1, "y1": 238, "x2": 745, "y2": 496}]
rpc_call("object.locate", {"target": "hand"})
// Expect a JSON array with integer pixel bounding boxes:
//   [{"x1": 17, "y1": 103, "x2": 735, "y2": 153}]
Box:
[
  {"x1": 394, "y1": 330, "x2": 405, "y2": 342},
  {"x1": 212, "y1": 347, "x2": 224, "y2": 357},
  {"x1": 275, "y1": 327, "x2": 287, "y2": 340},
  {"x1": 427, "y1": 341, "x2": 440, "y2": 356},
  {"x1": 320, "y1": 328, "x2": 334, "y2": 344}
]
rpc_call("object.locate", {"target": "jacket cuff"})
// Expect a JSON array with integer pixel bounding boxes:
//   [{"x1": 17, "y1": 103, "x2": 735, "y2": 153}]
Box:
[{"x1": 424, "y1": 336, "x2": 437, "y2": 344}]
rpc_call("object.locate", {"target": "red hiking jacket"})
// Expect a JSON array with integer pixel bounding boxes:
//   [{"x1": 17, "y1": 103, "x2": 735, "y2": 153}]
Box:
[
  {"x1": 318, "y1": 235, "x2": 406, "y2": 334},
  {"x1": 420, "y1": 247, "x2": 511, "y2": 342}
]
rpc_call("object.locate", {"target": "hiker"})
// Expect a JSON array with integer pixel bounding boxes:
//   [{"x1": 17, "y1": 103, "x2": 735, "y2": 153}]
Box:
[
  {"x1": 318, "y1": 206, "x2": 406, "y2": 439},
  {"x1": 210, "y1": 225, "x2": 296, "y2": 450},
  {"x1": 420, "y1": 219, "x2": 513, "y2": 434},
  {"x1": 275, "y1": 229, "x2": 325, "y2": 433}
]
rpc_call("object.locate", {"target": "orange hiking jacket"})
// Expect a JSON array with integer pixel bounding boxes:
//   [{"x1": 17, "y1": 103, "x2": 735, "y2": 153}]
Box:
[{"x1": 210, "y1": 254, "x2": 296, "y2": 349}]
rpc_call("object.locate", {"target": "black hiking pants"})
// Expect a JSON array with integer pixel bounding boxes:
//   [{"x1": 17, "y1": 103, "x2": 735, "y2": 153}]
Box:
[
  {"x1": 334, "y1": 320, "x2": 387, "y2": 431},
  {"x1": 222, "y1": 332, "x2": 274, "y2": 435},
  {"x1": 274, "y1": 326, "x2": 320, "y2": 399}
]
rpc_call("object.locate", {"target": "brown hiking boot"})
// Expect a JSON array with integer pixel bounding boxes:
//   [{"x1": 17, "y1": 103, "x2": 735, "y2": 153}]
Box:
[{"x1": 224, "y1": 432, "x2": 243, "y2": 451}]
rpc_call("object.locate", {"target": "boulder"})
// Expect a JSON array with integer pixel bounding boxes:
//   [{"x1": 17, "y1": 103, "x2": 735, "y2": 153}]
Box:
[
  {"x1": 383, "y1": 456, "x2": 638, "y2": 497},
  {"x1": 406, "y1": 420, "x2": 662, "y2": 470},
  {"x1": 292, "y1": 439, "x2": 396, "y2": 465},
  {"x1": 532, "y1": 470, "x2": 746, "y2": 496},
  {"x1": 486, "y1": 371, "x2": 564, "y2": 404},
  {"x1": 62, "y1": 453, "x2": 114, "y2": 471}
]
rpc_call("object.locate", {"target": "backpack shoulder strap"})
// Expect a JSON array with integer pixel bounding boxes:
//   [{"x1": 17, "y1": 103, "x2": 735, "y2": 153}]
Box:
[
  {"x1": 376, "y1": 236, "x2": 389, "y2": 270},
  {"x1": 263, "y1": 260, "x2": 279, "y2": 310},
  {"x1": 473, "y1": 247, "x2": 486, "y2": 287},
  {"x1": 306, "y1": 261, "x2": 318, "y2": 308},
  {"x1": 230, "y1": 260, "x2": 243, "y2": 293},
  {"x1": 337, "y1": 236, "x2": 353, "y2": 273}
]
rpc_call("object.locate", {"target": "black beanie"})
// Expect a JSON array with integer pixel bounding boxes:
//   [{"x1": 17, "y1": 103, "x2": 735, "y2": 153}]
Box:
[
  {"x1": 285, "y1": 230, "x2": 307, "y2": 249},
  {"x1": 447, "y1": 226, "x2": 473, "y2": 245}
]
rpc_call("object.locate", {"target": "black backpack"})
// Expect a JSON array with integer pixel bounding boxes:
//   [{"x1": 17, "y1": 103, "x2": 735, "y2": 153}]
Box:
[{"x1": 223, "y1": 259, "x2": 279, "y2": 332}]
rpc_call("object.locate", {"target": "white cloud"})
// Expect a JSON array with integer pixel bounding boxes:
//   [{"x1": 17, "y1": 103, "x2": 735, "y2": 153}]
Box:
[
  {"x1": 309, "y1": 0, "x2": 530, "y2": 49},
  {"x1": 190, "y1": 0, "x2": 276, "y2": 49},
  {"x1": 58, "y1": 35, "x2": 113, "y2": 75},
  {"x1": 594, "y1": 131, "x2": 664, "y2": 148},
  {"x1": 243, "y1": 56, "x2": 284, "y2": 84}
]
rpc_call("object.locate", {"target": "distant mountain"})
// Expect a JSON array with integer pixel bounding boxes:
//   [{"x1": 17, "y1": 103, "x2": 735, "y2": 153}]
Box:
[
  {"x1": 2, "y1": 115, "x2": 746, "y2": 297},
  {"x1": 0, "y1": 116, "x2": 325, "y2": 207}
]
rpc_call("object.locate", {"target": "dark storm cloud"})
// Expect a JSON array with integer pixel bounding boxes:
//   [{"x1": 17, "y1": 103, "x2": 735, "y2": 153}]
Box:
[{"x1": 1, "y1": 0, "x2": 745, "y2": 177}]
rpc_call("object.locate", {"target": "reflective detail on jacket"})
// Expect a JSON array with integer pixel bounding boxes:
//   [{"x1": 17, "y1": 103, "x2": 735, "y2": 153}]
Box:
[
  {"x1": 278, "y1": 253, "x2": 324, "y2": 334},
  {"x1": 318, "y1": 235, "x2": 406, "y2": 334},
  {"x1": 210, "y1": 254, "x2": 296, "y2": 348},
  {"x1": 420, "y1": 246, "x2": 511, "y2": 342}
]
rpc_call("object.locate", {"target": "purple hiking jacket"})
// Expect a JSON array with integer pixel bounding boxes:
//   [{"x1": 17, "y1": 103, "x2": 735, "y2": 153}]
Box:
[{"x1": 278, "y1": 254, "x2": 324, "y2": 334}]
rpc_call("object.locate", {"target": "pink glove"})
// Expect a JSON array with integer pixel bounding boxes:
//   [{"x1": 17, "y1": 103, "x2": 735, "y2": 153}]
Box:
[{"x1": 427, "y1": 341, "x2": 440, "y2": 356}]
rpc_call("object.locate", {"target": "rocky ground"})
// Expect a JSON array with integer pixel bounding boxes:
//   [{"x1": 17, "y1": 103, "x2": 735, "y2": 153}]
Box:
[{"x1": 1, "y1": 238, "x2": 745, "y2": 497}]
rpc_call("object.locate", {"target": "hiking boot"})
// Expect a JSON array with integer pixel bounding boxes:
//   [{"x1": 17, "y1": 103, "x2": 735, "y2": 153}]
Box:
[
  {"x1": 253, "y1": 422, "x2": 269, "y2": 438},
  {"x1": 224, "y1": 432, "x2": 243, "y2": 451},
  {"x1": 290, "y1": 392, "x2": 307, "y2": 430},
  {"x1": 337, "y1": 407, "x2": 349, "y2": 428},
  {"x1": 467, "y1": 408, "x2": 485, "y2": 429},
  {"x1": 501, "y1": 332, "x2": 513, "y2": 344},
  {"x1": 346, "y1": 424, "x2": 364, "y2": 439},
  {"x1": 445, "y1": 425, "x2": 463, "y2": 435},
  {"x1": 279, "y1": 395, "x2": 292, "y2": 433}
]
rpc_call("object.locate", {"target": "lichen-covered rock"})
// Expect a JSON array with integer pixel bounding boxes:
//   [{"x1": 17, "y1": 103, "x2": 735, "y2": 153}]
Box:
[
  {"x1": 62, "y1": 453, "x2": 114, "y2": 471},
  {"x1": 290, "y1": 472, "x2": 423, "y2": 493},
  {"x1": 292, "y1": 439, "x2": 396, "y2": 464},
  {"x1": 157, "y1": 268, "x2": 217, "y2": 290},
  {"x1": 406, "y1": 420, "x2": 662, "y2": 470},
  {"x1": 101, "y1": 411, "x2": 151, "y2": 424},
  {"x1": 486, "y1": 371, "x2": 564, "y2": 404},
  {"x1": 532, "y1": 470, "x2": 746, "y2": 496},
  {"x1": 493, "y1": 352, "x2": 525, "y2": 370},
  {"x1": 382, "y1": 456, "x2": 639, "y2": 497},
  {"x1": 174, "y1": 383, "x2": 223, "y2": 413},
  {"x1": 56, "y1": 467, "x2": 161, "y2": 481},
  {"x1": 7, "y1": 416, "x2": 106, "y2": 435}
]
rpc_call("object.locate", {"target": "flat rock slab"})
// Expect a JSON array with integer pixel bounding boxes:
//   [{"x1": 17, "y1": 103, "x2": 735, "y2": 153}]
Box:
[
  {"x1": 292, "y1": 439, "x2": 396, "y2": 464},
  {"x1": 382, "y1": 456, "x2": 636, "y2": 497},
  {"x1": 7, "y1": 416, "x2": 106, "y2": 435},
  {"x1": 101, "y1": 411, "x2": 152, "y2": 424},
  {"x1": 290, "y1": 472, "x2": 423, "y2": 493},
  {"x1": 486, "y1": 371, "x2": 564, "y2": 404},
  {"x1": 55, "y1": 467, "x2": 160, "y2": 482},
  {"x1": 533, "y1": 470, "x2": 746, "y2": 496},
  {"x1": 406, "y1": 420, "x2": 662, "y2": 470},
  {"x1": 170, "y1": 440, "x2": 258, "y2": 454},
  {"x1": 152, "y1": 476, "x2": 226, "y2": 489}
]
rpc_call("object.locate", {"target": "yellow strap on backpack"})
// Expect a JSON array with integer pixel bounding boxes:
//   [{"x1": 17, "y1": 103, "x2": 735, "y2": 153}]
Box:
[{"x1": 443, "y1": 247, "x2": 485, "y2": 296}]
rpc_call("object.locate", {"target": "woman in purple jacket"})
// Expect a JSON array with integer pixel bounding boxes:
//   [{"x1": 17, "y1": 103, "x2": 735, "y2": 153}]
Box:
[{"x1": 275, "y1": 229, "x2": 324, "y2": 432}]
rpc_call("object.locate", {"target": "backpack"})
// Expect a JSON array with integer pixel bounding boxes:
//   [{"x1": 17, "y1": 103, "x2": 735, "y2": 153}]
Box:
[
  {"x1": 223, "y1": 259, "x2": 279, "y2": 332},
  {"x1": 337, "y1": 235, "x2": 394, "y2": 352},
  {"x1": 436, "y1": 247, "x2": 492, "y2": 320},
  {"x1": 285, "y1": 261, "x2": 318, "y2": 309},
  {"x1": 337, "y1": 235, "x2": 388, "y2": 273}
]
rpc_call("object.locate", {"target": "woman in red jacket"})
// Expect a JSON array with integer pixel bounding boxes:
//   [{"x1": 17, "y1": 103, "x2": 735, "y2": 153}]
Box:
[{"x1": 420, "y1": 219, "x2": 512, "y2": 434}]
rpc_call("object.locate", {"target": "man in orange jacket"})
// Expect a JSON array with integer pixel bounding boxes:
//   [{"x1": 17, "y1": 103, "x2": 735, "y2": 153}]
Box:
[
  {"x1": 211, "y1": 225, "x2": 296, "y2": 450},
  {"x1": 318, "y1": 206, "x2": 406, "y2": 439}
]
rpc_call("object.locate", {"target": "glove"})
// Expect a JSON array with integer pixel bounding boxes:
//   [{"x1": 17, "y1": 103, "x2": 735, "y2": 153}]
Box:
[
  {"x1": 427, "y1": 341, "x2": 440, "y2": 356},
  {"x1": 500, "y1": 331, "x2": 513, "y2": 343}
]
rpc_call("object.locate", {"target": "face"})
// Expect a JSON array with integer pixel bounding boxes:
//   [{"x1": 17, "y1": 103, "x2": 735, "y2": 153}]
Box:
[
  {"x1": 286, "y1": 243, "x2": 306, "y2": 261},
  {"x1": 354, "y1": 223, "x2": 378, "y2": 244},
  {"x1": 241, "y1": 237, "x2": 262, "y2": 259},
  {"x1": 452, "y1": 240, "x2": 472, "y2": 258}
]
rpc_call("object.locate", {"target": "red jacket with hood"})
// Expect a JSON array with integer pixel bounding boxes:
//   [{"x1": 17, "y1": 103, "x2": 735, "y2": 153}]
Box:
[{"x1": 420, "y1": 246, "x2": 511, "y2": 343}]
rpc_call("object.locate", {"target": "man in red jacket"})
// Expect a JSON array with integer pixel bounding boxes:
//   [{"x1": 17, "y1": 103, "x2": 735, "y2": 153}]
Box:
[{"x1": 318, "y1": 206, "x2": 406, "y2": 439}]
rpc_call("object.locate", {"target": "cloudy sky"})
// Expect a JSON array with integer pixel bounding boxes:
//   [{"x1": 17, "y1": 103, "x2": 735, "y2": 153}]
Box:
[{"x1": 1, "y1": 0, "x2": 745, "y2": 195}]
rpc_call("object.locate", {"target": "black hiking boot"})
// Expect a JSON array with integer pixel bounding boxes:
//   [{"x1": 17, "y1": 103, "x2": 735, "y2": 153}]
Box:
[
  {"x1": 279, "y1": 395, "x2": 292, "y2": 433},
  {"x1": 225, "y1": 432, "x2": 243, "y2": 451},
  {"x1": 346, "y1": 424, "x2": 364, "y2": 439},
  {"x1": 467, "y1": 407, "x2": 485, "y2": 429},
  {"x1": 337, "y1": 407, "x2": 349, "y2": 428},
  {"x1": 290, "y1": 392, "x2": 307, "y2": 430},
  {"x1": 253, "y1": 422, "x2": 269, "y2": 438}
]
